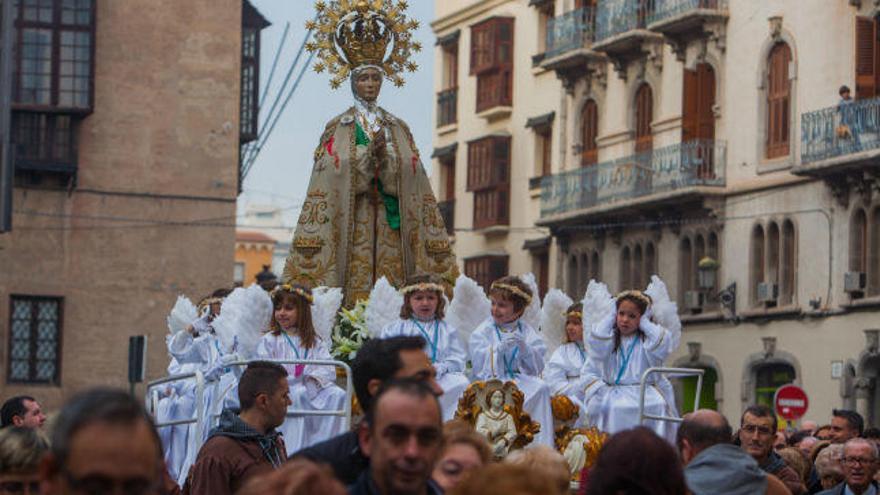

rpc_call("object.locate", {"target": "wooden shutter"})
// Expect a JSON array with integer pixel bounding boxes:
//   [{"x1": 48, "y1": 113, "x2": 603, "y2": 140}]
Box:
[
  {"x1": 635, "y1": 84, "x2": 653, "y2": 153},
  {"x1": 766, "y1": 43, "x2": 791, "y2": 159},
  {"x1": 443, "y1": 158, "x2": 456, "y2": 200},
  {"x1": 469, "y1": 136, "x2": 510, "y2": 228},
  {"x1": 470, "y1": 20, "x2": 494, "y2": 75},
  {"x1": 856, "y1": 17, "x2": 878, "y2": 99},
  {"x1": 467, "y1": 138, "x2": 492, "y2": 191},
  {"x1": 682, "y1": 68, "x2": 699, "y2": 143},
  {"x1": 582, "y1": 99, "x2": 598, "y2": 166}
]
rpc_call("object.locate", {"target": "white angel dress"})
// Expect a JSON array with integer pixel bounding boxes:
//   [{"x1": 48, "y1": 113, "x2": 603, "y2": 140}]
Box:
[
  {"x1": 158, "y1": 357, "x2": 199, "y2": 483},
  {"x1": 469, "y1": 318, "x2": 555, "y2": 447},
  {"x1": 379, "y1": 318, "x2": 471, "y2": 421},
  {"x1": 545, "y1": 341, "x2": 589, "y2": 425},
  {"x1": 255, "y1": 331, "x2": 347, "y2": 454}
]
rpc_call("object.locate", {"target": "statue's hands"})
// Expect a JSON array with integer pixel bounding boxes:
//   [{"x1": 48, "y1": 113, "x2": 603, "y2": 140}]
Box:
[{"x1": 371, "y1": 129, "x2": 386, "y2": 160}]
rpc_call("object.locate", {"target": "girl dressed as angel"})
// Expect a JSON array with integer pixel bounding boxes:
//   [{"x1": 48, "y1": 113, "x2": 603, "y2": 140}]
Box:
[
  {"x1": 379, "y1": 274, "x2": 470, "y2": 421},
  {"x1": 544, "y1": 302, "x2": 589, "y2": 424},
  {"x1": 582, "y1": 277, "x2": 681, "y2": 442},
  {"x1": 255, "y1": 284, "x2": 347, "y2": 454},
  {"x1": 469, "y1": 276, "x2": 555, "y2": 447}
]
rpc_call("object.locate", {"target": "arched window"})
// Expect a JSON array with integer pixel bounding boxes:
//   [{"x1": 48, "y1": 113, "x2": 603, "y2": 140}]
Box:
[
  {"x1": 635, "y1": 83, "x2": 653, "y2": 153},
  {"x1": 767, "y1": 222, "x2": 780, "y2": 286},
  {"x1": 780, "y1": 220, "x2": 796, "y2": 305},
  {"x1": 680, "y1": 367, "x2": 719, "y2": 414},
  {"x1": 871, "y1": 207, "x2": 880, "y2": 296},
  {"x1": 582, "y1": 99, "x2": 599, "y2": 166},
  {"x1": 633, "y1": 244, "x2": 644, "y2": 289},
  {"x1": 621, "y1": 246, "x2": 632, "y2": 291},
  {"x1": 851, "y1": 208, "x2": 869, "y2": 274},
  {"x1": 680, "y1": 238, "x2": 693, "y2": 303},
  {"x1": 590, "y1": 250, "x2": 601, "y2": 283},
  {"x1": 766, "y1": 43, "x2": 792, "y2": 158},
  {"x1": 751, "y1": 225, "x2": 765, "y2": 304},
  {"x1": 568, "y1": 254, "x2": 578, "y2": 298},
  {"x1": 754, "y1": 362, "x2": 795, "y2": 408}
]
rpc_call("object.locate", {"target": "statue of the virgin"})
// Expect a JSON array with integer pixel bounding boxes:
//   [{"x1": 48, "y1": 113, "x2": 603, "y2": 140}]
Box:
[{"x1": 284, "y1": 0, "x2": 458, "y2": 305}]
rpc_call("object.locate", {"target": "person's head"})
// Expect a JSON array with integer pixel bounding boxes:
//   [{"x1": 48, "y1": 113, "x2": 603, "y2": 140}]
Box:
[
  {"x1": 201, "y1": 287, "x2": 231, "y2": 318},
  {"x1": 614, "y1": 291, "x2": 650, "y2": 338},
  {"x1": 270, "y1": 284, "x2": 317, "y2": 347},
  {"x1": 676, "y1": 409, "x2": 733, "y2": 465},
  {"x1": 448, "y1": 462, "x2": 566, "y2": 495},
  {"x1": 400, "y1": 274, "x2": 446, "y2": 321},
  {"x1": 815, "y1": 443, "x2": 845, "y2": 489},
  {"x1": 815, "y1": 424, "x2": 834, "y2": 441},
  {"x1": 586, "y1": 427, "x2": 686, "y2": 495},
  {"x1": 39, "y1": 388, "x2": 163, "y2": 495},
  {"x1": 831, "y1": 409, "x2": 864, "y2": 444},
  {"x1": 236, "y1": 458, "x2": 346, "y2": 495},
  {"x1": 564, "y1": 303, "x2": 583, "y2": 343},
  {"x1": 777, "y1": 447, "x2": 810, "y2": 485},
  {"x1": 773, "y1": 431, "x2": 787, "y2": 451},
  {"x1": 811, "y1": 439, "x2": 833, "y2": 463},
  {"x1": 0, "y1": 427, "x2": 49, "y2": 495},
  {"x1": 840, "y1": 85, "x2": 852, "y2": 99},
  {"x1": 505, "y1": 446, "x2": 570, "y2": 495},
  {"x1": 238, "y1": 361, "x2": 291, "y2": 431},
  {"x1": 431, "y1": 420, "x2": 491, "y2": 493},
  {"x1": 352, "y1": 66, "x2": 383, "y2": 102},
  {"x1": 359, "y1": 379, "x2": 443, "y2": 495},
  {"x1": 488, "y1": 389, "x2": 505, "y2": 410},
  {"x1": 842, "y1": 438, "x2": 880, "y2": 492},
  {"x1": 795, "y1": 435, "x2": 819, "y2": 459},
  {"x1": 739, "y1": 404, "x2": 777, "y2": 462},
  {"x1": 801, "y1": 420, "x2": 818, "y2": 434},
  {"x1": 0, "y1": 397, "x2": 46, "y2": 430},
  {"x1": 489, "y1": 276, "x2": 532, "y2": 325},
  {"x1": 352, "y1": 336, "x2": 441, "y2": 413}
]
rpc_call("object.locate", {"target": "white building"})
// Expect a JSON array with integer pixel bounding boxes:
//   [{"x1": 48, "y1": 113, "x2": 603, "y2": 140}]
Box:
[{"x1": 431, "y1": 0, "x2": 880, "y2": 426}]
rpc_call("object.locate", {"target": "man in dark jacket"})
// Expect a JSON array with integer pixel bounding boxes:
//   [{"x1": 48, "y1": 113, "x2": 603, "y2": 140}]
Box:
[
  {"x1": 739, "y1": 404, "x2": 807, "y2": 495},
  {"x1": 348, "y1": 379, "x2": 443, "y2": 495},
  {"x1": 679, "y1": 409, "x2": 790, "y2": 495},
  {"x1": 817, "y1": 438, "x2": 880, "y2": 495},
  {"x1": 295, "y1": 336, "x2": 442, "y2": 484},
  {"x1": 183, "y1": 361, "x2": 291, "y2": 495}
]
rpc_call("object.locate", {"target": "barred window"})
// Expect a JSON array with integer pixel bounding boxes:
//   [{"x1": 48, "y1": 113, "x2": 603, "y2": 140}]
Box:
[{"x1": 8, "y1": 296, "x2": 62, "y2": 385}]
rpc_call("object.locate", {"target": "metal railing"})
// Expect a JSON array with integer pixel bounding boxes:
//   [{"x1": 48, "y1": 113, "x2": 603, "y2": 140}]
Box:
[
  {"x1": 437, "y1": 88, "x2": 458, "y2": 127},
  {"x1": 595, "y1": 0, "x2": 650, "y2": 42},
  {"x1": 639, "y1": 367, "x2": 705, "y2": 425},
  {"x1": 145, "y1": 370, "x2": 206, "y2": 462},
  {"x1": 545, "y1": 7, "x2": 596, "y2": 58},
  {"x1": 646, "y1": 0, "x2": 726, "y2": 26},
  {"x1": 801, "y1": 97, "x2": 880, "y2": 164},
  {"x1": 540, "y1": 139, "x2": 726, "y2": 218}
]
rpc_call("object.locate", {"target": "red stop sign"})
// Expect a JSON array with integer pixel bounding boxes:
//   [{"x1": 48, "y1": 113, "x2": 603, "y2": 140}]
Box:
[{"x1": 774, "y1": 384, "x2": 809, "y2": 420}]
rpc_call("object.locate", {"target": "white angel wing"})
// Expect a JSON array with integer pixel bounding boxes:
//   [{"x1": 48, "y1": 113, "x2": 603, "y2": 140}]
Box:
[
  {"x1": 166, "y1": 295, "x2": 198, "y2": 334},
  {"x1": 446, "y1": 274, "x2": 491, "y2": 351},
  {"x1": 213, "y1": 284, "x2": 273, "y2": 359},
  {"x1": 644, "y1": 275, "x2": 682, "y2": 350},
  {"x1": 582, "y1": 279, "x2": 614, "y2": 336},
  {"x1": 364, "y1": 277, "x2": 404, "y2": 338},
  {"x1": 541, "y1": 289, "x2": 574, "y2": 355},
  {"x1": 312, "y1": 287, "x2": 343, "y2": 343},
  {"x1": 520, "y1": 272, "x2": 542, "y2": 332}
]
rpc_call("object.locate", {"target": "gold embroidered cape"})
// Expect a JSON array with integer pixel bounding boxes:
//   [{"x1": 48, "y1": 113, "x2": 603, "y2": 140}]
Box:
[{"x1": 284, "y1": 106, "x2": 458, "y2": 306}]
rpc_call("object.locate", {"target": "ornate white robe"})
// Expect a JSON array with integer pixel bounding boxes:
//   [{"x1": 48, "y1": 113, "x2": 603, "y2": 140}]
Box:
[
  {"x1": 379, "y1": 318, "x2": 470, "y2": 420},
  {"x1": 545, "y1": 341, "x2": 589, "y2": 425}
]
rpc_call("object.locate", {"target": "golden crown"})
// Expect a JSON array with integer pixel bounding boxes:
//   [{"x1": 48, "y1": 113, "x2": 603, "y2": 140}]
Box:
[{"x1": 306, "y1": 0, "x2": 422, "y2": 89}]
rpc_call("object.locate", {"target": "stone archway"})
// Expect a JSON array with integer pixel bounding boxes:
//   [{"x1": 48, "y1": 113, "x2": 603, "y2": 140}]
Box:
[
  {"x1": 741, "y1": 337, "x2": 802, "y2": 411},
  {"x1": 672, "y1": 342, "x2": 723, "y2": 413}
]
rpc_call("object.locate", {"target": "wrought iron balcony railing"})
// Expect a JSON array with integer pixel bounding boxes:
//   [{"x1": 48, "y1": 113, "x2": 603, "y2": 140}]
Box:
[
  {"x1": 646, "y1": 0, "x2": 727, "y2": 26},
  {"x1": 595, "y1": 0, "x2": 650, "y2": 42},
  {"x1": 540, "y1": 139, "x2": 726, "y2": 218},
  {"x1": 437, "y1": 88, "x2": 458, "y2": 127},
  {"x1": 801, "y1": 97, "x2": 880, "y2": 164},
  {"x1": 545, "y1": 7, "x2": 596, "y2": 58}
]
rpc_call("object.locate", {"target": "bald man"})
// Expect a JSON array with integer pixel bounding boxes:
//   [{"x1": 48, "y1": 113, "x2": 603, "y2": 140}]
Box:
[{"x1": 677, "y1": 409, "x2": 790, "y2": 495}]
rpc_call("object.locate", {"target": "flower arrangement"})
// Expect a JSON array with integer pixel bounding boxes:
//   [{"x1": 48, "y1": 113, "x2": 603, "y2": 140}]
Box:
[{"x1": 330, "y1": 299, "x2": 370, "y2": 364}]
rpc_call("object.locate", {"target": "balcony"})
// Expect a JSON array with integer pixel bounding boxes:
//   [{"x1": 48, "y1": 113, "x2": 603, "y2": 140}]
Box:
[
  {"x1": 539, "y1": 139, "x2": 726, "y2": 222},
  {"x1": 593, "y1": 0, "x2": 663, "y2": 60},
  {"x1": 646, "y1": 0, "x2": 728, "y2": 59},
  {"x1": 438, "y1": 200, "x2": 455, "y2": 236},
  {"x1": 437, "y1": 88, "x2": 458, "y2": 128},
  {"x1": 541, "y1": 7, "x2": 604, "y2": 77}
]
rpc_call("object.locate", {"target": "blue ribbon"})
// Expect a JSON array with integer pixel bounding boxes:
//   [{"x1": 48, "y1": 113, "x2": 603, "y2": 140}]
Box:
[
  {"x1": 575, "y1": 342, "x2": 586, "y2": 362},
  {"x1": 411, "y1": 319, "x2": 439, "y2": 363},
  {"x1": 615, "y1": 337, "x2": 639, "y2": 385},
  {"x1": 282, "y1": 332, "x2": 309, "y2": 361},
  {"x1": 494, "y1": 322, "x2": 522, "y2": 379}
]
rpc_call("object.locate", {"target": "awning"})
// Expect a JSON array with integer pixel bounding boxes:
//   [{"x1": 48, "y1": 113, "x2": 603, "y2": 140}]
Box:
[
  {"x1": 525, "y1": 112, "x2": 556, "y2": 129},
  {"x1": 435, "y1": 30, "x2": 460, "y2": 46},
  {"x1": 431, "y1": 142, "x2": 458, "y2": 159},
  {"x1": 522, "y1": 236, "x2": 551, "y2": 251}
]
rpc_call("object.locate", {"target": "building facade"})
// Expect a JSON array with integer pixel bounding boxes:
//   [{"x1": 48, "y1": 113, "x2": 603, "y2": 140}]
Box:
[
  {"x1": 432, "y1": 0, "x2": 880, "y2": 426},
  {"x1": 0, "y1": 0, "x2": 267, "y2": 409}
]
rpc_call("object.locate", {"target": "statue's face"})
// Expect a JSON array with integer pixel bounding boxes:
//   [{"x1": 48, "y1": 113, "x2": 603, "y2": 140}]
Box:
[
  {"x1": 490, "y1": 391, "x2": 504, "y2": 409},
  {"x1": 354, "y1": 68, "x2": 383, "y2": 102}
]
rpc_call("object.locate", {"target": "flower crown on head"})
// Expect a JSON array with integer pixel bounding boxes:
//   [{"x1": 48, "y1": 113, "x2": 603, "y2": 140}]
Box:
[
  {"x1": 271, "y1": 284, "x2": 314, "y2": 304},
  {"x1": 490, "y1": 282, "x2": 532, "y2": 305},
  {"x1": 565, "y1": 310, "x2": 583, "y2": 319},
  {"x1": 400, "y1": 282, "x2": 445, "y2": 296},
  {"x1": 615, "y1": 290, "x2": 652, "y2": 308}
]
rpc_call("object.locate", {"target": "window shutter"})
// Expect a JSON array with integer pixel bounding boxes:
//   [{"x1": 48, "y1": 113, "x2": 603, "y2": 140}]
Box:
[
  {"x1": 696, "y1": 63, "x2": 716, "y2": 141},
  {"x1": 682, "y1": 68, "x2": 699, "y2": 143},
  {"x1": 635, "y1": 84, "x2": 653, "y2": 153},
  {"x1": 856, "y1": 17, "x2": 877, "y2": 99},
  {"x1": 766, "y1": 43, "x2": 791, "y2": 158},
  {"x1": 582, "y1": 99, "x2": 598, "y2": 166}
]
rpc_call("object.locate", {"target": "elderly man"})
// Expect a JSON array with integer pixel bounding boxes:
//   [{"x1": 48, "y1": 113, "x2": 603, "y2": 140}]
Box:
[
  {"x1": 831, "y1": 410, "x2": 864, "y2": 445},
  {"x1": 739, "y1": 404, "x2": 806, "y2": 495},
  {"x1": 0, "y1": 396, "x2": 46, "y2": 429},
  {"x1": 678, "y1": 409, "x2": 790, "y2": 495},
  {"x1": 350, "y1": 378, "x2": 444, "y2": 495},
  {"x1": 817, "y1": 438, "x2": 880, "y2": 495},
  {"x1": 38, "y1": 388, "x2": 175, "y2": 495}
]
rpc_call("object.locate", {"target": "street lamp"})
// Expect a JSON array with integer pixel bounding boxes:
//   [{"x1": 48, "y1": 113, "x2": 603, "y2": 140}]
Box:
[{"x1": 696, "y1": 256, "x2": 737, "y2": 319}]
